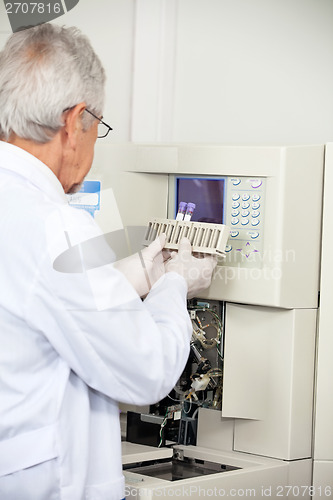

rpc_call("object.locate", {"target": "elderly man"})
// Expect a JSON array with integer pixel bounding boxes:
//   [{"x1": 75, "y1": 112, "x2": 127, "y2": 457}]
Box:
[{"x1": 0, "y1": 24, "x2": 216, "y2": 500}]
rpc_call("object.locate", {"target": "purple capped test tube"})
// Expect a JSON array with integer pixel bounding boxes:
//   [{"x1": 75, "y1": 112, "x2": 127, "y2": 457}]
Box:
[
  {"x1": 176, "y1": 201, "x2": 187, "y2": 221},
  {"x1": 184, "y1": 202, "x2": 196, "y2": 221}
]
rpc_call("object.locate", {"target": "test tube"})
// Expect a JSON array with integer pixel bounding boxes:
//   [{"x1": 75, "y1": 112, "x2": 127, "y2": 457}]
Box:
[
  {"x1": 176, "y1": 201, "x2": 187, "y2": 221},
  {"x1": 184, "y1": 202, "x2": 196, "y2": 221}
]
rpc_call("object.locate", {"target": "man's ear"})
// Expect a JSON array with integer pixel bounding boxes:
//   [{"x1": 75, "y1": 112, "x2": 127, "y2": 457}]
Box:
[{"x1": 62, "y1": 102, "x2": 86, "y2": 149}]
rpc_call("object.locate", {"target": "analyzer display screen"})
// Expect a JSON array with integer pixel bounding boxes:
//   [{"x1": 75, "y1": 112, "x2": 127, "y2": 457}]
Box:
[{"x1": 176, "y1": 177, "x2": 226, "y2": 224}]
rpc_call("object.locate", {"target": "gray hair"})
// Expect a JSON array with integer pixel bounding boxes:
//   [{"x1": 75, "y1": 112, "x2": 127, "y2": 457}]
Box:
[{"x1": 0, "y1": 23, "x2": 106, "y2": 143}]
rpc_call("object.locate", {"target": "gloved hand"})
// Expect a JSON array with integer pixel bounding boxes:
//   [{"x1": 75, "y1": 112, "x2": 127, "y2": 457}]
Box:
[
  {"x1": 165, "y1": 238, "x2": 217, "y2": 298},
  {"x1": 114, "y1": 234, "x2": 169, "y2": 297}
]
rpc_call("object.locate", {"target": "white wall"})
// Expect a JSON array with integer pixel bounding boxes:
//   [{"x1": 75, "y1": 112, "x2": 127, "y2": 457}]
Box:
[
  {"x1": 0, "y1": 2, "x2": 11, "y2": 48},
  {"x1": 1, "y1": 0, "x2": 333, "y2": 144},
  {"x1": 52, "y1": 0, "x2": 135, "y2": 143},
  {"x1": 0, "y1": 0, "x2": 135, "y2": 143},
  {"x1": 133, "y1": 0, "x2": 333, "y2": 144}
]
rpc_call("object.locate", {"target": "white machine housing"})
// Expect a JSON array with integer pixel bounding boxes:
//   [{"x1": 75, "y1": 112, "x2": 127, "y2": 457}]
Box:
[
  {"x1": 91, "y1": 144, "x2": 324, "y2": 310},
  {"x1": 164, "y1": 145, "x2": 323, "y2": 309},
  {"x1": 88, "y1": 143, "x2": 326, "y2": 499}
]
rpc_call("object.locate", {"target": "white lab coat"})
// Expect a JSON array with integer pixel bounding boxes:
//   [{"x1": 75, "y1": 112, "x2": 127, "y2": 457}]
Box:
[{"x1": 0, "y1": 142, "x2": 192, "y2": 500}]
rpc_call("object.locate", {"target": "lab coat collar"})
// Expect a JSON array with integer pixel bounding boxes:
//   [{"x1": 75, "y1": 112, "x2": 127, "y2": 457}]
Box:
[{"x1": 0, "y1": 141, "x2": 68, "y2": 204}]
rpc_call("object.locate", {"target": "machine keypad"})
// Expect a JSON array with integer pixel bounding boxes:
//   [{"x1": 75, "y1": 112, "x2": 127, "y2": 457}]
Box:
[{"x1": 226, "y1": 177, "x2": 265, "y2": 266}]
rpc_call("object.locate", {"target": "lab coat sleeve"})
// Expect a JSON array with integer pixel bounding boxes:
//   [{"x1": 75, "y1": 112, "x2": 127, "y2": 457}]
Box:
[{"x1": 24, "y1": 208, "x2": 192, "y2": 406}]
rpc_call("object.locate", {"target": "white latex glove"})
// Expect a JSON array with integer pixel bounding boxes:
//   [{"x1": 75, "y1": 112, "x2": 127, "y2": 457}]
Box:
[
  {"x1": 114, "y1": 234, "x2": 169, "y2": 297},
  {"x1": 165, "y1": 237, "x2": 217, "y2": 298}
]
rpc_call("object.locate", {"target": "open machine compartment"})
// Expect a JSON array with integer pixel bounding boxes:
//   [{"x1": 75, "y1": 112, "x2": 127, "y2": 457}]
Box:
[{"x1": 124, "y1": 448, "x2": 239, "y2": 482}]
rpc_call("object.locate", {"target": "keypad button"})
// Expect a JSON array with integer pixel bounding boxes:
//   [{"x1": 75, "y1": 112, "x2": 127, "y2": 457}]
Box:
[
  {"x1": 230, "y1": 230, "x2": 239, "y2": 238},
  {"x1": 251, "y1": 218, "x2": 260, "y2": 226},
  {"x1": 232, "y1": 193, "x2": 240, "y2": 201},
  {"x1": 252, "y1": 194, "x2": 261, "y2": 202},
  {"x1": 231, "y1": 218, "x2": 239, "y2": 225},
  {"x1": 251, "y1": 179, "x2": 262, "y2": 189},
  {"x1": 242, "y1": 193, "x2": 250, "y2": 201},
  {"x1": 241, "y1": 219, "x2": 249, "y2": 226}
]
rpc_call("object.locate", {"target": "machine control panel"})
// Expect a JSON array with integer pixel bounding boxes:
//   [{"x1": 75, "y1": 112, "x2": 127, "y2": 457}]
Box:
[
  {"x1": 172, "y1": 174, "x2": 266, "y2": 269},
  {"x1": 225, "y1": 176, "x2": 266, "y2": 268}
]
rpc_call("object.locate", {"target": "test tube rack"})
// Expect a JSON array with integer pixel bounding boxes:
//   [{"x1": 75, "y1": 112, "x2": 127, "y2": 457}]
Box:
[{"x1": 144, "y1": 218, "x2": 230, "y2": 257}]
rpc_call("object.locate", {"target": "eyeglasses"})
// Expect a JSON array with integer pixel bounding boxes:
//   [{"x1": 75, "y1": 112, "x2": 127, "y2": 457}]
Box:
[{"x1": 85, "y1": 108, "x2": 113, "y2": 138}]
